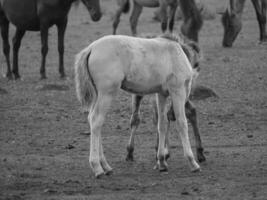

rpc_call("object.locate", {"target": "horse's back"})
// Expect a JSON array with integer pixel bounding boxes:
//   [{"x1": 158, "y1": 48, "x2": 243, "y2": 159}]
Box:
[
  {"x1": 1, "y1": 0, "x2": 39, "y2": 30},
  {"x1": 88, "y1": 35, "x2": 193, "y2": 95}
]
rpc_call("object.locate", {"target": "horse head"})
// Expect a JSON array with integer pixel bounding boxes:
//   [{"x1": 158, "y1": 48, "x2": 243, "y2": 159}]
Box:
[
  {"x1": 221, "y1": 9, "x2": 242, "y2": 47},
  {"x1": 81, "y1": 0, "x2": 102, "y2": 21}
]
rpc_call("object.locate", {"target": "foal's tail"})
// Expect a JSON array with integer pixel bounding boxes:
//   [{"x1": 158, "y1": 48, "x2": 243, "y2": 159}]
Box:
[{"x1": 74, "y1": 47, "x2": 97, "y2": 111}]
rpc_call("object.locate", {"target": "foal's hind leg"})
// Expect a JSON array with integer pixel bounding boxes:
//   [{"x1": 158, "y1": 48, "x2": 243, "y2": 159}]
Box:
[
  {"x1": 185, "y1": 101, "x2": 206, "y2": 162},
  {"x1": 89, "y1": 94, "x2": 113, "y2": 177},
  {"x1": 170, "y1": 89, "x2": 200, "y2": 172},
  {"x1": 126, "y1": 95, "x2": 143, "y2": 161},
  {"x1": 12, "y1": 29, "x2": 26, "y2": 79}
]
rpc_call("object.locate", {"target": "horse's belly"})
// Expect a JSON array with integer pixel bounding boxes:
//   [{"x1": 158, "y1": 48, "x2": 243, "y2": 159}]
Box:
[
  {"x1": 135, "y1": 0, "x2": 159, "y2": 7},
  {"x1": 121, "y1": 78, "x2": 165, "y2": 95},
  {"x1": 2, "y1": 0, "x2": 40, "y2": 30}
]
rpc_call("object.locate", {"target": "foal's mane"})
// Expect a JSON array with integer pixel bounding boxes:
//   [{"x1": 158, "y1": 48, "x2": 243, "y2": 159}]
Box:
[
  {"x1": 159, "y1": 33, "x2": 200, "y2": 54},
  {"x1": 139, "y1": 33, "x2": 201, "y2": 68}
]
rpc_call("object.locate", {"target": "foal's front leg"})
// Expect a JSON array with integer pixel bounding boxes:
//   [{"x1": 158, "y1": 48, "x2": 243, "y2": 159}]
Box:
[
  {"x1": 155, "y1": 93, "x2": 168, "y2": 171},
  {"x1": 171, "y1": 91, "x2": 200, "y2": 172},
  {"x1": 126, "y1": 95, "x2": 143, "y2": 161}
]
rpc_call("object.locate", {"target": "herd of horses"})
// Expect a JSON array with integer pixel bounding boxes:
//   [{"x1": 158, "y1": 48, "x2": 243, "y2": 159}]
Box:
[{"x1": 0, "y1": 0, "x2": 266, "y2": 178}]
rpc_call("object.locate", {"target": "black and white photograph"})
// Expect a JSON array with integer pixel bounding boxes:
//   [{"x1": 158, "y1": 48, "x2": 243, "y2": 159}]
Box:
[{"x1": 0, "y1": 0, "x2": 266, "y2": 199}]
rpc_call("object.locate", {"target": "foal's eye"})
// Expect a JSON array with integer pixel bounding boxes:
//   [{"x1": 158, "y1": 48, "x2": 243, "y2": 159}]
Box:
[{"x1": 194, "y1": 62, "x2": 199, "y2": 68}]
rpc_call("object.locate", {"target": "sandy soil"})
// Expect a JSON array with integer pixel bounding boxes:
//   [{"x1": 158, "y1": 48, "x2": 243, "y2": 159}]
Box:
[{"x1": 0, "y1": 0, "x2": 266, "y2": 199}]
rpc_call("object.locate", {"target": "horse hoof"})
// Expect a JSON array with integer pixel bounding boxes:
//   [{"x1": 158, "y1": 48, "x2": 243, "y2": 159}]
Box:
[
  {"x1": 197, "y1": 154, "x2": 206, "y2": 163},
  {"x1": 5, "y1": 72, "x2": 13, "y2": 80},
  {"x1": 165, "y1": 153, "x2": 170, "y2": 161},
  {"x1": 13, "y1": 74, "x2": 21, "y2": 80},
  {"x1": 197, "y1": 149, "x2": 206, "y2": 163},
  {"x1": 126, "y1": 155, "x2": 134, "y2": 161},
  {"x1": 60, "y1": 73, "x2": 66, "y2": 80},
  {"x1": 126, "y1": 146, "x2": 134, "y2": 161},
  {"x1": 95, "y1": 171, "x2": 105, "y2": 179},
  {"x1": 104, "y1": 169, "x2": 113, "y2": 176},
  {"x1": 191, "y1": 167, "x2": 201, "y2": 173},
  {"x1": 159, "y1": 167, "x2": 168, "y2": 172}
]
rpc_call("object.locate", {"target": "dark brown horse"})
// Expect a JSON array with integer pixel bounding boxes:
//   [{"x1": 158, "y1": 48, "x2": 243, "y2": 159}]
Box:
[
  {"x1": 179, "y1": 0, "x2": 203, "y2": 42},
  {"x1": 222, "y1": 0, "x2": 266, "y2": 47},
  {"x1": 0, "y1": 0, "x2": 101, "y2": 79}
]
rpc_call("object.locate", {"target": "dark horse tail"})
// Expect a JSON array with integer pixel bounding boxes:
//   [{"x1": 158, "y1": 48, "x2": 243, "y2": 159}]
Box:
[{"x1": 122, "y1": 0, "x2": 130, "y2": 13}]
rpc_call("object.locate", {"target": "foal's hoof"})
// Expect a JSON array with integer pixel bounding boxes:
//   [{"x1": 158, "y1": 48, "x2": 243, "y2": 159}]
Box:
[
  {"x1": 104, "y1": 169, "x2": 113, "y2": 176},
  {"x1": 165, "y1": 153, "x2": 170, "y2": 161},
  {"x1": 154, "y1": 160, "x2": 168, "y2": 172},
  {"x1": 191, "y1": 167, "x2": 201, "y2": 173},
  {"x1": 95, "y1": 171, "x2": 105, "y2": 179}
]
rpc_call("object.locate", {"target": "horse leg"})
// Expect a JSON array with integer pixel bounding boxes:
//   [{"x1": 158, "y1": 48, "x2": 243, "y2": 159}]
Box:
[
  {"x1": 129, "y1": 2, "x2": 143, "y2": 36},
  {"x1": 159, "y1": 1, "x2": 168, "y2": 32},
  {"x1": 113, "y1": 1, "x2": 126, "y2": 35},
  {"x1": 154, "y1": 93, "x2": 168, "y2": 172},
  {"x1": 168, "y1": 3, "x2": 178, "y2": 32},
  {"x1": 56, "y1": 19, "x2": 67, "y2": 78},
  {"x1": 185, "y1": 101, "x2": 206, "y2": 163},
  {"x1": 251, "y1": 0, "x2": 267, "y2": 41},
  {"x1": 170, "y1": 88, "x2": 200, "y2": 172},
  {"x1": 40, "y1": 25, "x2": 49, "y2": 79},
  {"x1": 89, "y1": 93, "x2": 113, "y2": 177},
  {"x1": 154, "y1": 99, "x2": 171, "y2": 160},
  {"x1": 12, "y1": 29, "x2": 25, "y2": 79},
  {"x1": 126, "y1": 95, "x2": 143, "y2": 161},
  {"x1": 0, "y1": 15, "x2": 12, "y2": 79}
]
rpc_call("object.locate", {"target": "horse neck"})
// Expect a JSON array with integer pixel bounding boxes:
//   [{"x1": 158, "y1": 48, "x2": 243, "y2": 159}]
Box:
[
  {"x1": 229, "y1": 0, "x2": 246, "y2": 16},
  {"x1": 179, "y1": 0, "x2": 199, "y2": 19},
  {"x1": 59, "y1": 0, "x2": 76, "y2": 7}
]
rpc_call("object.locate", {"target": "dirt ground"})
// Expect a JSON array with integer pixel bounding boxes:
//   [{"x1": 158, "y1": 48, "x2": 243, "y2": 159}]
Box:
[{"x1": 0, "y1": 0, "x2": 266, "y2": 199}]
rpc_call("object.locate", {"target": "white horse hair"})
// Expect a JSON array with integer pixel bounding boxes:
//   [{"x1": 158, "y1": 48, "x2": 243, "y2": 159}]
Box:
[{"x1": 75, "y1": 33, "x2": 200, "y2": 178}]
